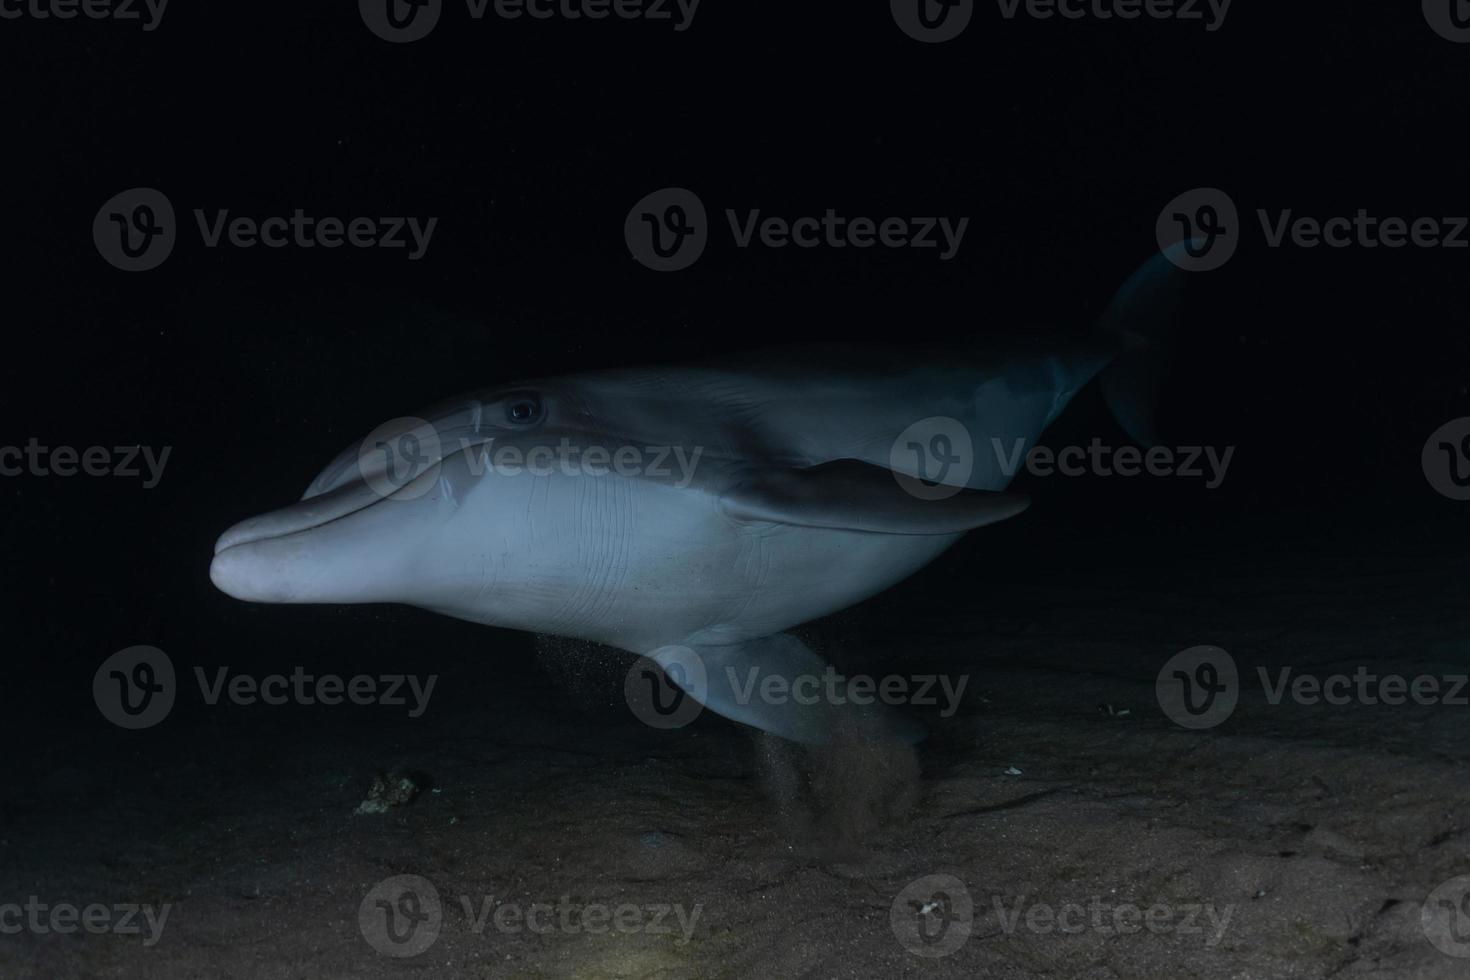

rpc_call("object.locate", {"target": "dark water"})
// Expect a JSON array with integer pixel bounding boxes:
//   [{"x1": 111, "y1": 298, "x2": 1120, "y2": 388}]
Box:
[{"x1": 4, "y1": 3, "x2": 1470, "y2": 977}]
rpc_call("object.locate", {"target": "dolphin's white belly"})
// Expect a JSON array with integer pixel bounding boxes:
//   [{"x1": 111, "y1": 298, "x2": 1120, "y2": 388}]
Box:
[{"x1": 418, "y1": 467, "x2": 959, "y2": 655}]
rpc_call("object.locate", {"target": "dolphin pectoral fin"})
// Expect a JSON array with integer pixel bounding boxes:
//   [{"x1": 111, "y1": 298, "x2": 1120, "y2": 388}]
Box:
[
  {"x1": 653, "y1": 635, "x2": 926, "y2": 746},
  {"x1": 718, "y1": 459, "x2": 1028, "y2": 534}
]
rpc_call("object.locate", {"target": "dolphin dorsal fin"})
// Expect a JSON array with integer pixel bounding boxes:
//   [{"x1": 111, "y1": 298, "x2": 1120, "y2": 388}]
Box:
[{"x1": 719, "y1": 459, "x2": 1028, "y2": 535}]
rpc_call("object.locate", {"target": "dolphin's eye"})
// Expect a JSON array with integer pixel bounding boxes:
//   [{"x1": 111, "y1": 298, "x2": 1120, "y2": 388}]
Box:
[{"x1": 506, "y1": 395, "x2": 542, "y2": 425}]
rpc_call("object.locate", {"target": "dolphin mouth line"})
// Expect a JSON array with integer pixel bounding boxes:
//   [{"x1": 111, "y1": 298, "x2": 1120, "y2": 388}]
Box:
[{"x1": 213, "y1": 477, "x2": 392, "y2": 555}]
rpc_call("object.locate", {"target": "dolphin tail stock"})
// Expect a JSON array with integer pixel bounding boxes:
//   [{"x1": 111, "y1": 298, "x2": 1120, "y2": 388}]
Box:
[
  {"x1": 1093, "y1": 242, "x2": 1194, "y2": 447},
  {"x1": 651, "y1": 635, "x2": 927, "y2": 746}
]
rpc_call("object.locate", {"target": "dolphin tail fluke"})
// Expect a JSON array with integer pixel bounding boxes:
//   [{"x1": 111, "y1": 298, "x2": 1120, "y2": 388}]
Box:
[
  {"x1": 1094, "y1": 243, "x2": 1193, "y2": 446},
  {"x1": 651, "y1": 636, "x2": 926, "y2": 746}
]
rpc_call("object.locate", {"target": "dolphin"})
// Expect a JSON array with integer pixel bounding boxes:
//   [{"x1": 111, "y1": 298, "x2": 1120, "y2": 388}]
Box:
[{"x1": 210, "y1": 248, "x2": 1186, "y2": 743}]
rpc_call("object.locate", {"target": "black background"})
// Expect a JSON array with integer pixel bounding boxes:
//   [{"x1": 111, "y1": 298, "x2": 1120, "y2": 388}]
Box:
[{"x1": 4, "y1": 1, "x2": 1469, "y2": 730}]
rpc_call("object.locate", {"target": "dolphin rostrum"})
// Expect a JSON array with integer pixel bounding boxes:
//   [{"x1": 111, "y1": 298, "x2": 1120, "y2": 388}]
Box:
[{"x1": 211, "y1": 249, "x2": 1185, "y2": 743}]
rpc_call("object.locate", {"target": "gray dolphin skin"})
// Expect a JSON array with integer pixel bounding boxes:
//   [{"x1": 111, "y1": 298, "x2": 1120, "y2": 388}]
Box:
[{"x1": 211, "y1": 249, "x2": 1185, "y2": 744}]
